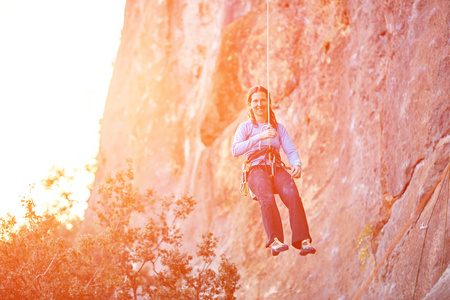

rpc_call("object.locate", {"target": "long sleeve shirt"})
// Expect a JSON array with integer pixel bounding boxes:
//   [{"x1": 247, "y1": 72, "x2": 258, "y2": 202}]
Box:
[{"x1": 231, "y1": 120, "x2": 301, "y2": 168}]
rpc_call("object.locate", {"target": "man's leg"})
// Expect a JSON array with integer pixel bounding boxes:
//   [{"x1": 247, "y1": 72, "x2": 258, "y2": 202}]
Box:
[
  {"x1": 273, "y1": 167, "x2": 312, "y2": 250},
  {"x1": 248, "y1": 166, "x2": 285, "y2": 248}
]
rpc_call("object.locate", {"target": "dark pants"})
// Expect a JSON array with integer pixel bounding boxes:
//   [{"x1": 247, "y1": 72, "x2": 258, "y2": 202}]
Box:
[{"x1": 248, "y1": 165, "x2": 312, "y2": 249}]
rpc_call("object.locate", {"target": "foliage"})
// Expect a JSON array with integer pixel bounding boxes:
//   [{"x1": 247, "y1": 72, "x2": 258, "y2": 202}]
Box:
[
  {"x1": 356, "y1": 223, "x2": 375, "y2": 273},
  {"x1": 41, "y1": 162, "x2": 96, "y2": 227},
  {"x1": 0, "y1": 160, "x2": 240, "y2": 299},
  {"x1": 40, "y1": 166, "x2": 85, "y2": 243}
]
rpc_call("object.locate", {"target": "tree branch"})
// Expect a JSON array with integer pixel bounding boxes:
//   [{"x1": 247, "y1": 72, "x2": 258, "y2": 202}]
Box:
[
  {"x1": 36, "y1": 253, "x2": 57, "y2": 280},
  {"x1": 85, "y1": 268, "x2": 101, "y2": 289}
]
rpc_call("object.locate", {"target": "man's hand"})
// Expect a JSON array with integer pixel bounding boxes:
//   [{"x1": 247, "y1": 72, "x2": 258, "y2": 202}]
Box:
[
  {"x1": 260, "y1": 128, "x2": 277, "y2": 140},
  {"x1": 289, "y1": 165, "x2": 302, "y2": 179}
]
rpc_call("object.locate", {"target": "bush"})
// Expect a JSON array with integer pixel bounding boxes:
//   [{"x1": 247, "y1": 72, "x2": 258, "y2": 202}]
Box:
[{"x1": 0, "y1": 161, "x2": 240, "y2": 299}]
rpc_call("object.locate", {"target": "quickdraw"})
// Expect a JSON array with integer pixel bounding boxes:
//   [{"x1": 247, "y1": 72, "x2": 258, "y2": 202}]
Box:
[{"x1": 240, "y1": 161, "x2": 250, "y2": 197}]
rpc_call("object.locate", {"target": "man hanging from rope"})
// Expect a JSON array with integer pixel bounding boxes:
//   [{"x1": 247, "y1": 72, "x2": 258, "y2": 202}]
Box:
[{"x1": 231, "y1": 85, "x2": 316, "y2": 257}]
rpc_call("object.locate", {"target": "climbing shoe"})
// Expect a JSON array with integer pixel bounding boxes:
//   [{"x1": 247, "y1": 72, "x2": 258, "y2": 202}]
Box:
[
  {"x1": 299, "y1": 239, "x2": 316, "y2": 256},
  {"x1": 270, "y1": 238, "x2": 289, "y2": 256}
]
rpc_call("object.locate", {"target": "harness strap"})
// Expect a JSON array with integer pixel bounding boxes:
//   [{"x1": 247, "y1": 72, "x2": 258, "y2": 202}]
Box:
[{"x1": 239, "y1": 146, "x2": 288, "y2": 197}]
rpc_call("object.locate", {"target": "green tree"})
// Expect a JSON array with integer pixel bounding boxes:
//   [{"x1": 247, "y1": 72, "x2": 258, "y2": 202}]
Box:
[{"x1": 0, "y1": 160, "x2": 240, "y2": 299}]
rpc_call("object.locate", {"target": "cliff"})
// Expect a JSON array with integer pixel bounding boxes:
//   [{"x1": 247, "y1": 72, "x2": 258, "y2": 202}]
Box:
[{"x1": 87, "y1": 0, "x2": 450, "y2": 298}]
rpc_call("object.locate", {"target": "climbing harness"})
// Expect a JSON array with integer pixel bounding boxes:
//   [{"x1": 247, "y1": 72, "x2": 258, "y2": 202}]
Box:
[
  {"x1": 240, "y1": 147, "x2": 270, "y2": 197},
  {"x1": 239, "y1": 146, "x2": 290, "y2": 199}
]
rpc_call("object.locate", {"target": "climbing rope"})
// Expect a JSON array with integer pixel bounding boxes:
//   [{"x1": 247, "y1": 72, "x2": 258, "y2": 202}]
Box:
[
  {"x1": 266, "y1": 0, "x2": 271, "y2": 126},
  {"x1": 264, "y1": 0, "x2": 276, "y2": 176},
  {"x1": 240, "y1": 1, "x2": 275, "y2": 196},
  {"x1": 252, "y1": 0, "x2": 276, "y2": 177}
]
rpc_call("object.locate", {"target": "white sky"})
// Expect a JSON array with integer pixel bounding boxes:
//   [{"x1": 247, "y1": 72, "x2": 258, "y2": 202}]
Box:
[{"x1": 0, "y1": 0, "x2": 126, "y2": 219}]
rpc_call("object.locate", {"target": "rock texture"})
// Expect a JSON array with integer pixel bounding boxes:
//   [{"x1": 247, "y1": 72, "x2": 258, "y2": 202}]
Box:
[{"x1": 87, "y1": 0, "x2": 450, "y2": 299}]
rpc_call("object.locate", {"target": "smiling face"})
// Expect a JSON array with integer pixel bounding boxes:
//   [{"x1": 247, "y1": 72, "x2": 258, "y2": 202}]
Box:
[{"x1": 250, "y1": 91, "x2": 268, "y2": 123}]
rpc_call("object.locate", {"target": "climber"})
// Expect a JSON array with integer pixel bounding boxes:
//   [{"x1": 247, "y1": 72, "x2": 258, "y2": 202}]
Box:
[{"x1": 231, "y1": 85, "x2": 315, "y2": 257}]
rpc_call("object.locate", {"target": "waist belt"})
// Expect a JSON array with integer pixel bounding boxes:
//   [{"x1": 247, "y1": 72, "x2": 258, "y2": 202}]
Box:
[{"x1": 239, "y1": 146, "x2": 289, "y2": 197}]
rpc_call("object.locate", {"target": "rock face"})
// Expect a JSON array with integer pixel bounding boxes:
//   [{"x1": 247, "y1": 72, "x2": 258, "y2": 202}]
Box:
[{"x1": 87, "y1": 0, "x2": 450, "y2": 298}]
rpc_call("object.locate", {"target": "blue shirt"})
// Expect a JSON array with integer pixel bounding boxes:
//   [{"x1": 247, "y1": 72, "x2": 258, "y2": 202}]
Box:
[{"x1": 231, "y1": 120, "x2": 302, "y2": 168}]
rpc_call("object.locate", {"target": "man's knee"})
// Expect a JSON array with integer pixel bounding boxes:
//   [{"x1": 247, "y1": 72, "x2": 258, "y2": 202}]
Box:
[{"x1": 258, "y1": 195, "x2": 277, "y2": 208}]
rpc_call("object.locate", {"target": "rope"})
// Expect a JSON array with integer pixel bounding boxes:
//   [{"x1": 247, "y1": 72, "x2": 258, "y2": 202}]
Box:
[
  {"x1": 353, "y1": 159, "x2": 450, "y2": 300},
  {"x1": 266, "y1": 0, "x2": 270, "y2": 127}
]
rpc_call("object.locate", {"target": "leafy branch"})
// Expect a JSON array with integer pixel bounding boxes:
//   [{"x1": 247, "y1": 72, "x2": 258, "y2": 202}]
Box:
[{"x1": 0, "y1": 160, "x2": 240, "y2": 300}]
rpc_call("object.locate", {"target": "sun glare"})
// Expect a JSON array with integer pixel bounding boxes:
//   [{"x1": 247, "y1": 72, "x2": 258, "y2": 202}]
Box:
[{"x1": 0, "y1": 0, "x2": 126, "y2": 220}]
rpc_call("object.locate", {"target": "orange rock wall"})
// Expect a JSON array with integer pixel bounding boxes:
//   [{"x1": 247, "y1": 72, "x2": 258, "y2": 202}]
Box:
[{"x1": 88, "y1": 0, "x2": 450, "y2": 298}]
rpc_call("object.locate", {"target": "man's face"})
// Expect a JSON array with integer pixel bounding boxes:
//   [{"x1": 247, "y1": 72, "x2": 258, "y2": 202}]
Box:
[{"x1": 251, "y1": 92, "x2": 268, "y2": 121}]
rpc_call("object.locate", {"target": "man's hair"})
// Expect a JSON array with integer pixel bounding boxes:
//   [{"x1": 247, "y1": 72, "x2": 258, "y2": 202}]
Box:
[{"x1": 246, "y1": 85, "x2": 278, "y2": 129}]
